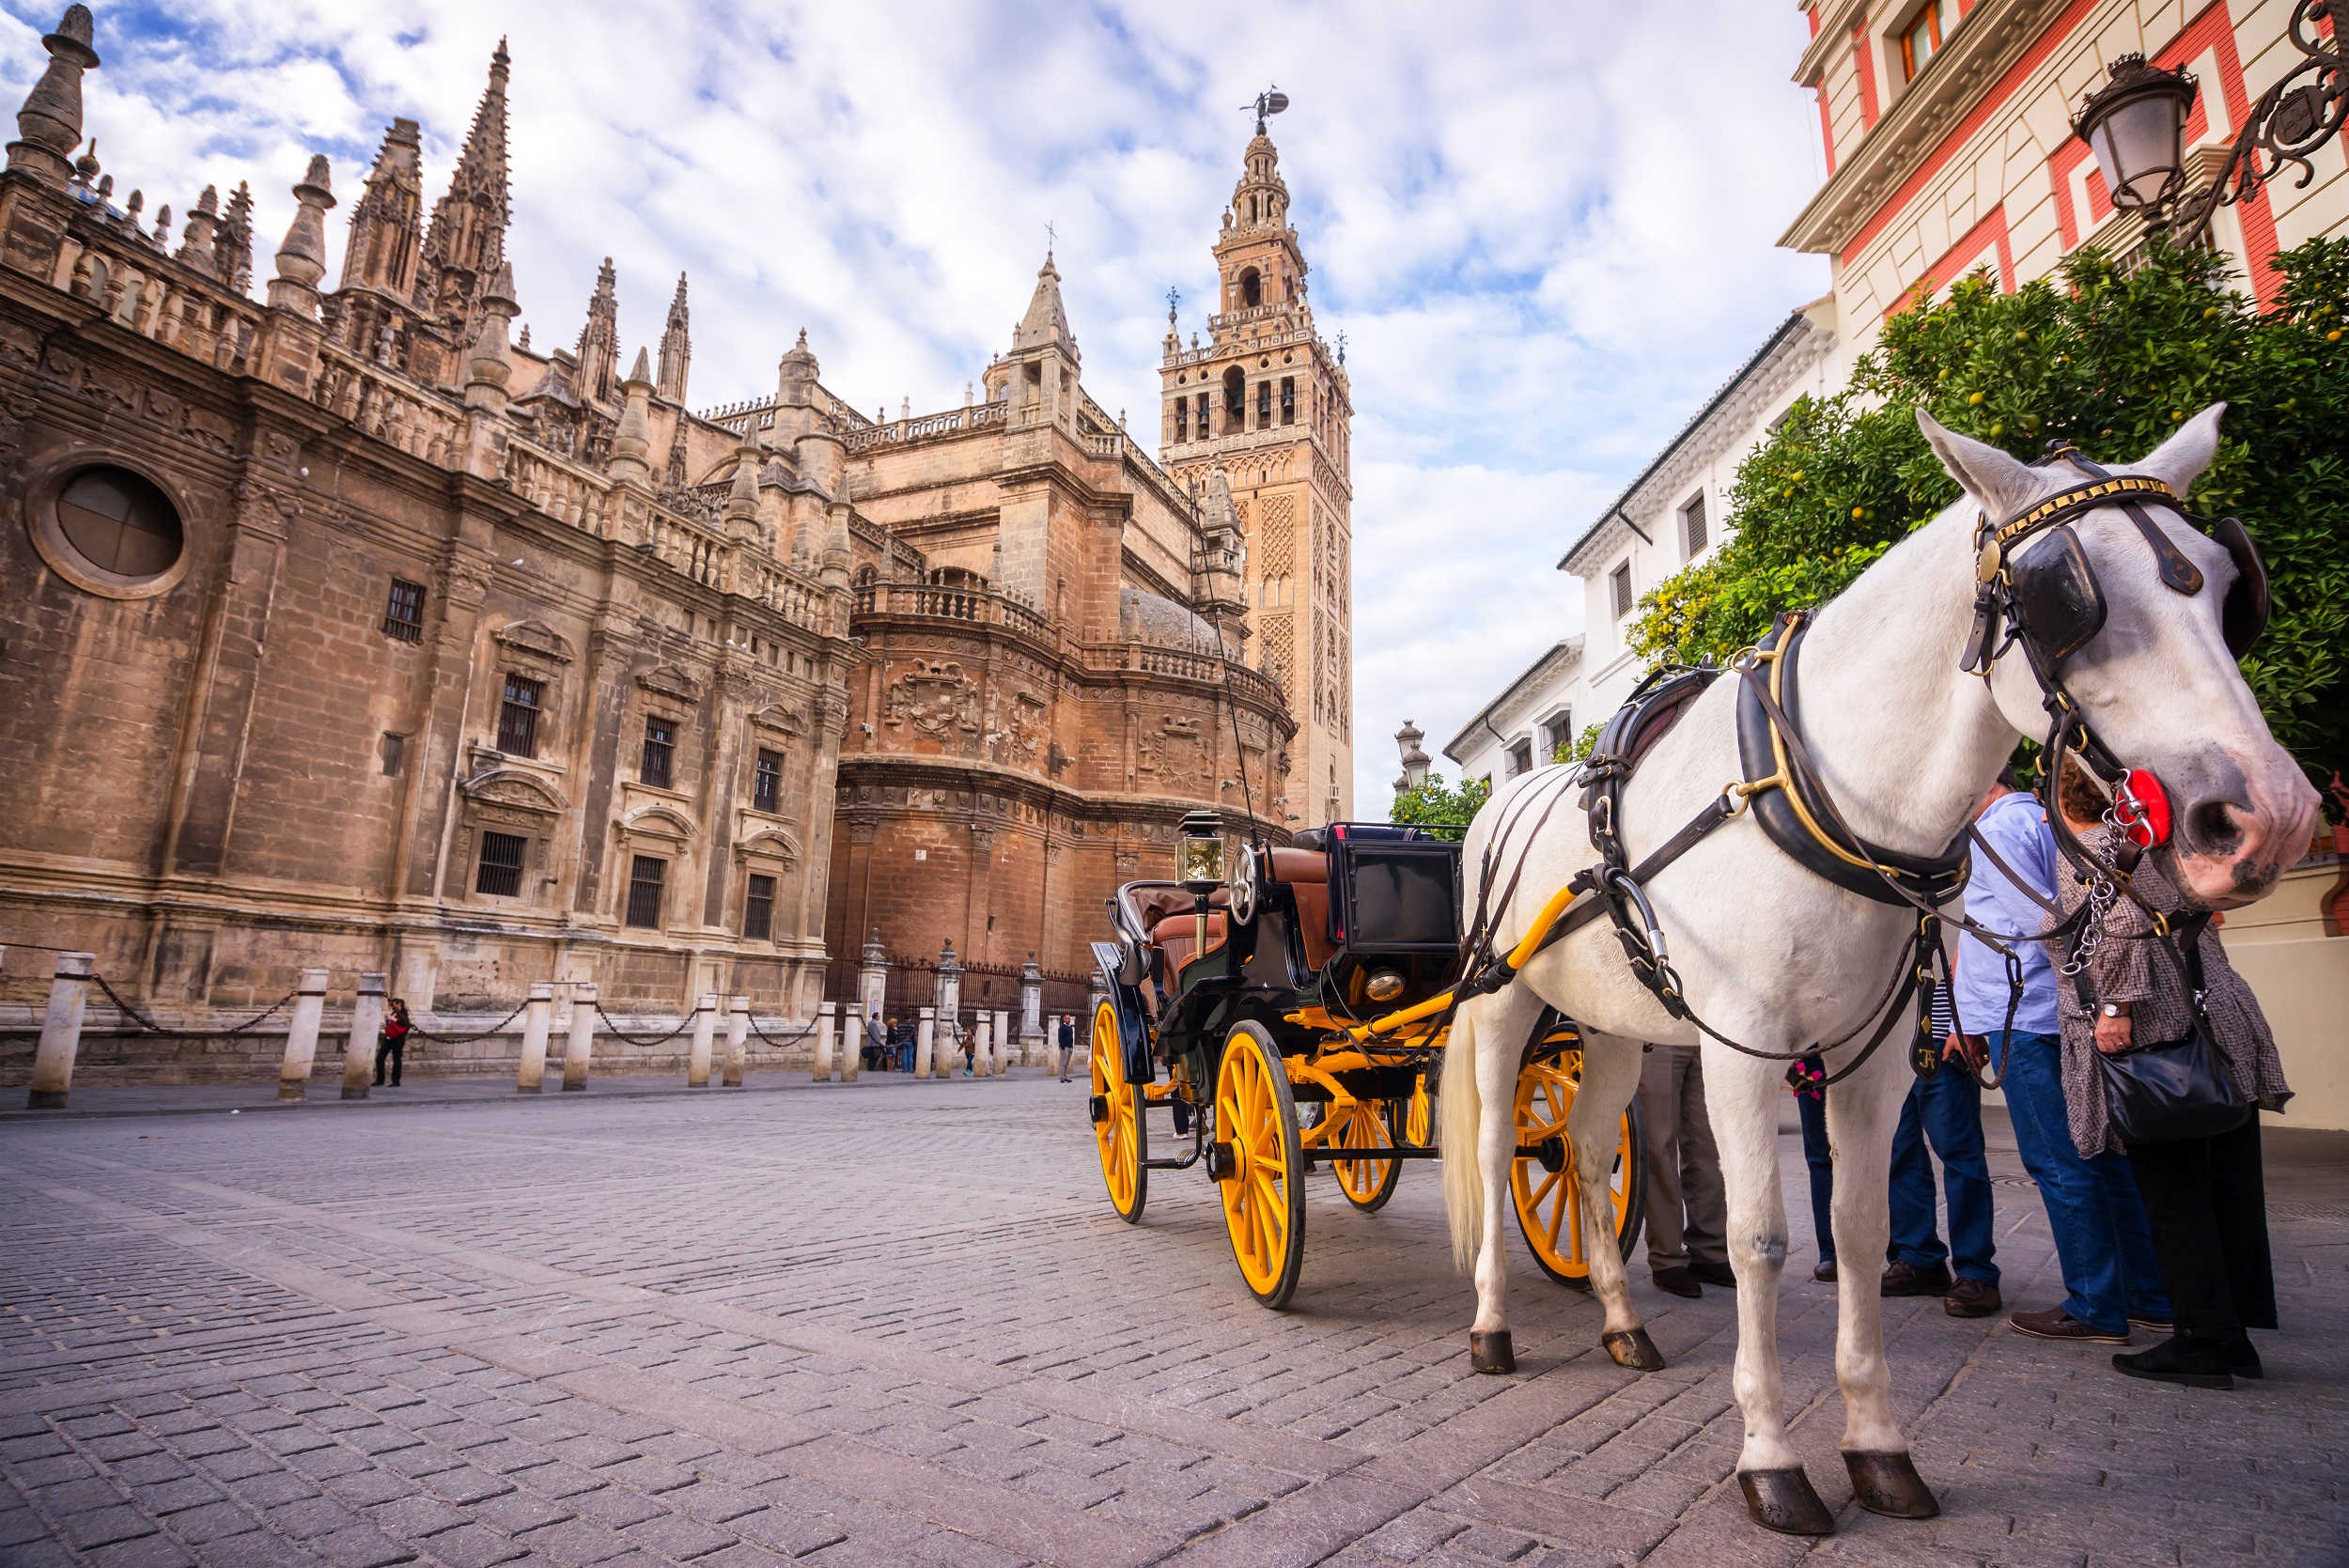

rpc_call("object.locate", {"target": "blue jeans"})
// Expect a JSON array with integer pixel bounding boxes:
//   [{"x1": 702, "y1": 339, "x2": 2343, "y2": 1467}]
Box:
[
  {"x1": 1797, "y1": 1089, "x2": 1835, "y2": 1264},
  {"x1": 1888, "y1": 1064, "x2": 1999, "y2": 1284},
  {"x1": 1994, "y1": 1030, "x2": 2170, "y2": 1333}
]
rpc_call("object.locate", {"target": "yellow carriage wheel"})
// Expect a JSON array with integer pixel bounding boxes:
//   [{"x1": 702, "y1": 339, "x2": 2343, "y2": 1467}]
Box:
[
  {"x1": 1329, "y1": 1097, "x2": 1400, "y2": 1213},
  {"x1": 1089, "y1": 1000, "x2": 1146, "y2": 1223},
  {"x1": 1509, "y1": 1044, "x2": 1647, "y2": 1288},
  {"x1": 1213, "y1": 1021, "x2": 1306, "y2": 1308}
]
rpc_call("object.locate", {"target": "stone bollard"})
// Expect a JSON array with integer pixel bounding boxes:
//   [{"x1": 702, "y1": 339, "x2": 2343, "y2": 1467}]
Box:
[
  {"x1": 26, "y1": 952, "x2": 94, "y2": 1110},
  {"x1": 342, "y1": 973, "x2": 385, "y2": 1100},
  {"x1": 563, "y1": 982, "x2": 597, "y2": 1091},
  {"x1": 974, "y1": 1013, "x2": 992, "y2": 1078},
  {"x1": 915, "y1": 1006, "x2": 934, "y2": 1079},
  {"x1": 687, "y1": 993, "x2": 717, "y2": 1087},
  {"x1": 1019, "y1": 955, "x2": 1044, "y2": 1063},
  {"x1": 996, "y1": 1008, "x2": 1013, "y2": 1072},
  {"x1": 815, "y1": 1001, "x2": 835, "y2": 1081},
  {"x1": 722, "y1": 996, "x2": 748, "y2": 1087},
  {"x1": 842, "y1": 1010, "x2": 862, "y2": 1084},
  {"x1": 516, "y1": 982, "x2": 553, "y2": 1093},
  {"x1": 277, "y1": 968, "x2": 330, "y2": 1102}
]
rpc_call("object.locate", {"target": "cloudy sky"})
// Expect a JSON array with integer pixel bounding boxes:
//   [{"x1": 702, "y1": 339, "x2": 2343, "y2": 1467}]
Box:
[{"x1": 3, "y1": 0, "x2": 1829, "y2": 811}]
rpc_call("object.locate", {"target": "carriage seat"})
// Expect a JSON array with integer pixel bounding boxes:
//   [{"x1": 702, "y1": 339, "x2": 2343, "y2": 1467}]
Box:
[
  {"x1": 1269, "y1": 847, "x2": 1338, "y2": 970},
  {"x1": 1148, "y1": 909, "x2": 1229, "y2": 980}
]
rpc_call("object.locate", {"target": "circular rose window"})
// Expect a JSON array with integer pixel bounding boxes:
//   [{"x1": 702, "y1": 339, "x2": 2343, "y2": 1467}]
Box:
[{"x1": 31, "y1": 463, "x2": 190, "y2": 598}]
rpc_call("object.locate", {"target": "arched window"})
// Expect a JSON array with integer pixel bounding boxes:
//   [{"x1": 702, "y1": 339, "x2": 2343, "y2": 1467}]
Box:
[
  {"x1": 1240, "y1": 269, "x2": 1261, "y2": 308},
  {"x1": 1222, "y1": 366, "x2": 1245, "y2": 429}
]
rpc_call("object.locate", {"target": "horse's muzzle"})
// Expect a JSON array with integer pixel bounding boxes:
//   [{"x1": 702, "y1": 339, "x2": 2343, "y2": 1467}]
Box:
[{"x1": 2168, "y1": 747, "x2": 2321, "y2": 909}]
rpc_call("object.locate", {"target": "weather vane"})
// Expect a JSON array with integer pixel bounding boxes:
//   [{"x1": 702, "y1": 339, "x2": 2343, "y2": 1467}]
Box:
[
  {"x1": 1045, "y1": 218, "x2": 1056, "y2": 256},
  {"x1": 1165, "y1": 285, "x2": 1180, "y2": 319},
  {"x1": 1245, "y1": 85, "x2": 1290, "y2": 136}
]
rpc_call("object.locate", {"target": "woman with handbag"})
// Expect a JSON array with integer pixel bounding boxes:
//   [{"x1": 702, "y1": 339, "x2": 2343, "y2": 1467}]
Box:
[{"x1": 2048, "y1": 758, "x2": 2294, "y2": 1389}]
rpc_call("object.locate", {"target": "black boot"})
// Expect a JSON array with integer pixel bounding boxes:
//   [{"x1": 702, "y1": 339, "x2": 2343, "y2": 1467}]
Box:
[
  {"x1": 2229, "y1": 1339, "x2": 2263, "y2": 1379},
  {"x1": 2113, "y1": 1333, "x2": 2234, "y2": 1390}
]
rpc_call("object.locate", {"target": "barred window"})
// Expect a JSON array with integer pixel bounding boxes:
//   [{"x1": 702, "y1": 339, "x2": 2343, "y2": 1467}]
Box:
[
  {"x1": 625, "y1": 856, "x2": 665, "y2": 928},
  {"x1": 496, "y1": 675, "x2": 542, "y2": 757},
  {"x1": 381, "y1": 579, "x2": 426, "y2": 642},
  {"x1": 641, "y1": 716, "x2": 676, "y2": 790},
  {"x1": 744, "y1": 874, "x2": 776, "y2": 941},
  {"x1": 753, "y1": 748, "x2": 783, "y2": 814},
  {"x1": 475, "y1": 831, "x2": 525, "y2": 897}
]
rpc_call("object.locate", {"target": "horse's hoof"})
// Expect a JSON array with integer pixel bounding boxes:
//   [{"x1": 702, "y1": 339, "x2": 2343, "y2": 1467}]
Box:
[
  {"x1": 1601, "y1": 1327, "x2": 1666, "y2": 1371},
  {"x1": 1844, "y1": 1451, "x2": 1940, "y2": 1519},
  {"x1": 1739, "y1": 1467, "x2": 1835, "y2": 1536},
  {"x1": 1469, "y1": 1329, "x2": 1516, "y2": 1374}
]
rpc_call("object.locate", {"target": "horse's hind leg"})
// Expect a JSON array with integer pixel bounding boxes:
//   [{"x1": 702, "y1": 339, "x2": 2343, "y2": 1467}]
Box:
[
  {"x1": 1465, "y1": 984, "x2": 1546, "y2": 1373},
  {"x1": 1565, "y1": 1032, "x2": 1658, "y2": 1369},
  {"x1": 1704, "y1": 1045, "x2": 1835, "y2": 1535},
  {"x1": 1827, "y1": 1042, "x2": 1941, "y2": 1520}
]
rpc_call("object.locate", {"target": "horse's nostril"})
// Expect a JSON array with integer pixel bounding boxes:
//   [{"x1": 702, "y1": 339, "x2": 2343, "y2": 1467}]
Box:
[{"x1": 2187, "y1": 800, "x2": 2241, "y2": 855}]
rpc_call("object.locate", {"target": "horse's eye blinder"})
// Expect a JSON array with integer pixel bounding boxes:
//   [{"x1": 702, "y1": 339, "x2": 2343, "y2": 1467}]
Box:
[
  {"x1": 2206, "y1": 513, "x2": 2269, "y2": 658},
  {"x1": 2006, "y1": 526, "x2": 2107, "y2": 667}
]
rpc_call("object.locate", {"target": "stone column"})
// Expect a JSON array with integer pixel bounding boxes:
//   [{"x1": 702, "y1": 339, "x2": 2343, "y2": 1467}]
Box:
[
  {"x1": 516, "y1": 981, "x2": 552, "y2": 1093},
  {"x1": 25, "y1": 952, "x2": 92, "y2": 1110},
  {"x1": 341, "y1": 972, "x2": 384, "y2": 1101},
  {"x1": 276, "y1": 968, "x2": 329, "y2": 1102},
  {"x1": 687, "y1": 993, "x2": 717, "y2": 1086},
  {"x1": 722, "y1": 995, "x2": 748, "y2": 1087},
  {"x1": 974, "y1": 1012, "x2": 992, "y2": 1078},
  {"x1": 932, "y1": 940, "x2": 961, "y2": 1077},
  {"x1": 1019, "y1": 955, "x2": 1044, "y2": 1062},
  {"x1": 563, "y1": 981, "x2": 597, "y2": 1091},
  {"x1": 815, "y1": 1000, "x2": 835, "y2": 1081},
  {"x1": 915, "y1": 1006, "x2": 935, "y2": 1079},
  {"x1": 857, "y1": 928, "x2": 889, "y2": 1027}
]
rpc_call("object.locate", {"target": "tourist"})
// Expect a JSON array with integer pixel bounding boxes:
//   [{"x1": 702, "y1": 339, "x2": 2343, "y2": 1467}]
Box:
[
  {"x1": 1883, "y1": 969, "x2": 2002, "y2": 1319},
  {"x1": 1637, "y1": 1043, "x2": 1732, "y2": 1297},
  {"x1": 1952, "y1": 767, "x2": 2165, "y2": 1349},
  {"x1": 960, "y1": 1019, "x2": 976, "y2": 1077},
  {"x1": 2048, "y1": 758, "x2": 2291, "y2": 1389},
  {"x1": 864, "y1": 1009, "x2": 886, "y2": 1073},
  {"x1": 1058, "y1": 1014, "x2": 1078, "y2": 1081},
  {"x1": 374, "y1": 998, "x2": 412, "y2": 1088},
  {"x1": 1787, "y1": 1054, "x2": 1835, "y2": 1282}
]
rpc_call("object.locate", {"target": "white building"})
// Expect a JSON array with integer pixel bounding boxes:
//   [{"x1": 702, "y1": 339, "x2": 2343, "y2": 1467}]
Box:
[{"x1": 1441, "y1": 638, "x2": 1583, "y2": 791}]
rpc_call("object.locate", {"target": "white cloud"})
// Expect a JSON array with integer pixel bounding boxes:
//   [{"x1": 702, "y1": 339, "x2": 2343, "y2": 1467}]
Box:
[{"x1": 0, "y1": 0, "x2": 1828, "y2": 810}]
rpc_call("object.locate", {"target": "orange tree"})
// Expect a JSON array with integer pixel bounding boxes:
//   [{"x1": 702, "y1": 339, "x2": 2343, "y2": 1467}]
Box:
[{"x1": 1630, "y1": 238, "x2": 2349, "y2": 808}]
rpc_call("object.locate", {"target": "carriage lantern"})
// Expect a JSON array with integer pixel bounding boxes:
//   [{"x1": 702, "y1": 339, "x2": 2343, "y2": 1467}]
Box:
[
  {"x1": 1176, "y1": 811, "x2": 1226, "y2": 892},
  {"x1": 2071, "y1": 2, "x2": 2348, "y2": 239}
]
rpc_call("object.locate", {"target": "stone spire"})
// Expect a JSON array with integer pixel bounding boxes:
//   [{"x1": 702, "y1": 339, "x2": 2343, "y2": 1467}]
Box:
[
  {"x1": 610, "y1": 347, "x2": 654, "y2": 485},
  {"x1": 657, "y1": 272, "x2": 690, "y2": 403},
  {"x1": 339, "y1": 118, "x2": 424, "y2": 296},
  {"x1": 5, "y1": 6, "x2": 98, "y2": 188},
  {"x1": 421, "y1": 39, "x2": 511, "y2": 331},
  {"x1": 177, "y1": 183, "x2": 218, "y2": 273},
  {"x1": 267, "y1": 155, "x2": 335, "y2": 317},
  {"x1": 1012, "y1": 250, "x2": 1076, "y2": 356},
  {"x1": 216, "y1": 180, "x2": 255, "y2": 294},
  {"x1": 574, "y1": 256, "x2": 619, "y2": 404}
]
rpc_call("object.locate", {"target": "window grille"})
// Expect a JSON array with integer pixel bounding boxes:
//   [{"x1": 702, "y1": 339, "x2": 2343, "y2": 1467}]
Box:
[
  {"x1": 1610, "y1": 563, "x2": 1634, "y2": 621},
  {"x1": 475, "y1": 831, "x2": 525, "y2": 897},
  {"x1": 381, "y1": 579, "x2": 426, "y2": 642},
  {"x1": 626, "y1": 856, "x2": 665, "y2": 928},
  {"x1": 754, "y1": 749, "x2": 783, "y2": 814},
  {"x1": 744, "y1": 874, "x2": 776, "y2": 941},
  {"x1": 642, "y1": 716, "x2": 676, "y2": 790},
  {"x1": 496, "y1": 675, "x2": 542, "y2": 757},
  {"x1": 1682, "y1": 494, "x2": 1708, "y2": 558}
]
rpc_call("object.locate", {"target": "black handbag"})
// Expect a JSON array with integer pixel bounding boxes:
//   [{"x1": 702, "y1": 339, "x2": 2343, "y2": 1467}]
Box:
[{"x1": 2092, "y1": 913, "x2": 2252, "y2": 1145}]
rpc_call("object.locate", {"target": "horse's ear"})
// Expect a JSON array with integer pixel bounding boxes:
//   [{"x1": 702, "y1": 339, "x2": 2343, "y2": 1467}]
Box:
[
  {"x1": 2134, "y1": 402, "x2": 2226, "y2": 496},
  {"x1": 1917, "y1": 411, "x2": 2040, "y2": 519}
]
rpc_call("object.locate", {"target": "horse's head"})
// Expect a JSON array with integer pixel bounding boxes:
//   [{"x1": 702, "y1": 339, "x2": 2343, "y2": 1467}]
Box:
[{"x1": 1921, "y1": 406, "x2": 2318, "y2": 908}]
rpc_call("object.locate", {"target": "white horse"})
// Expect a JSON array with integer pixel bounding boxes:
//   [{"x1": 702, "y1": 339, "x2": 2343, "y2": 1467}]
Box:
[{"x1": 1439, "y1": 408, "x2": 2316, "y2": 1533}]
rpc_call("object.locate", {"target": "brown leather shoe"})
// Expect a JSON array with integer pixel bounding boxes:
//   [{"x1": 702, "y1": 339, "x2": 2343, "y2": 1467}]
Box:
[
  {"x1": 1651, "y1": 1266, "x2": 1703, "y2": 1298},
  {"x1": 2009, "y1": 1307, "x2": 2129, "y2": 1345},
  {"x1": 1812, "y1": 1257, "x2": 1838, "y2": 1283},
  {"x1": 1943, "y1": 1279, "x2": 2001, "y2": 1318},
  {"x1": 1881, "y1": 1260, "x2": 1953, "y2": 1296}
]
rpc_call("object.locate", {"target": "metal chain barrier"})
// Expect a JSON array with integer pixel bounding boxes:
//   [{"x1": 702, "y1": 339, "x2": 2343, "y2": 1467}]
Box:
[
  {"x1": 87, "y1": 973, "x2": 297, "y2": 1038},
  {"x1": 745, "y1": 1012, "x2": 817, "y2": 1049},
  {"x1": 406, "y1": 1000, "x2": 530, "y2": 1046},
  {"x1": 594, "y1": 1001, "x2": 699, "y2": 1048}
]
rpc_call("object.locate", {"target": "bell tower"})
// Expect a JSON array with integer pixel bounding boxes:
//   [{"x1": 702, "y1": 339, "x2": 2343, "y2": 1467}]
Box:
[{"x1": 1160, "y1": 99, "x2": 1353, "y2": 829}]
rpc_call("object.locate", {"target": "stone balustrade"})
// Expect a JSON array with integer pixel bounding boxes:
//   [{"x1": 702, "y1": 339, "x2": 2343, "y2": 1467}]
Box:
[{"x1": 840, "y1": 399, "x2": 1008, "y2": 452}]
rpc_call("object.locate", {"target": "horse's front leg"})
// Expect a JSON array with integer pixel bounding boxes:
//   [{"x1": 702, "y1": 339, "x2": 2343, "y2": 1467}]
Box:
[
  {"x1": 1827, "y1": 1041, "x2": 1943, "y2": 1521},
  {"x1": 1566, "y1": 1032, "x2": 1661, "y2": 1369},
  {"x1": 1704, "y1": 1046, "x2": 1837, "y2": 1536}
]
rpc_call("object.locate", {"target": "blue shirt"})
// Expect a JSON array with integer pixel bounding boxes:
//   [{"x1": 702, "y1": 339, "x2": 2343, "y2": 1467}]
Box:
[{"x1": 1953, "y1": 790, "x2": 2060, "y2": 1036}]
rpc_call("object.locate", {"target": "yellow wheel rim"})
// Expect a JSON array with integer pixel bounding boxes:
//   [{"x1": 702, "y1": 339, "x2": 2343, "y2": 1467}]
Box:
[
  {"x1": 1091, "y1": 1001, "x2": 1143, "y2": 1220},
  {"x1": 1329, "y1": 1099, "x2": 1393, "y2": 1205},
  {"x1": 1510, "y1": 1050, "x2": 1633, "y2": 1281},
  {"x1": 1215, "y1": 1029, "x2": 1297, "y2": 1300}
]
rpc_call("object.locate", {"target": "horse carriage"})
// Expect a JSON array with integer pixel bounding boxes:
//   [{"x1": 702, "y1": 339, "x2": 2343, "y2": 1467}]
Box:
[{"x1": 1084, "y1": 810, "x2": 1646, "y2": 1309}]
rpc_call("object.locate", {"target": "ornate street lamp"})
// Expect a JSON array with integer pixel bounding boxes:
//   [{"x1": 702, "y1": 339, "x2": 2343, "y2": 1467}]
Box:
[{"x1": 2072, "y1": 0, "x2": 2347, "y2": 239}]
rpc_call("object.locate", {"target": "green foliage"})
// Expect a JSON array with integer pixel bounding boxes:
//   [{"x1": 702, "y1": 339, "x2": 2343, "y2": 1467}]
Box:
[
  {"x1": 1388, "y1": 771, "x2": 1491, "y2": 840},
  {"x1": 1551, "y1": 723, "x2": 1602, "y2": 765},
  {"x1": 1628, "y1": 239, "x2": 2349, "y2": 801}
]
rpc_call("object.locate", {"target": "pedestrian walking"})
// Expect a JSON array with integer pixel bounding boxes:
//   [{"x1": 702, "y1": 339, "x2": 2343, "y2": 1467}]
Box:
[
  {"x1": 2048, "y1": 758, "x2": 2292, "y2": 1389},
  {"x1": 1057, "y1": 1014, "x2": 1077, "y2": 1081},
  {"x1": 374, "y1": 998, "x2": 412, "y2": 1087},
  {"x1": 1953, "y1": 767, "x2": 2168, "y2": 1348},
  {"x1": 1883, "y1": 970, "x2": 2003, "y2": 1319},
  {"x1": 960, "y1": 1019, "x2": 975, "y2": 1077},
  {"x1": 1787, "y1": 1054, "x2": 1835, "y2": 1282},
  {"x1": 1637, "y1": 1043, "x2": 1732, "y2": 1296},
  {"x1": 864, "y1": 1009, "x2": 886, "y2": 1073}
]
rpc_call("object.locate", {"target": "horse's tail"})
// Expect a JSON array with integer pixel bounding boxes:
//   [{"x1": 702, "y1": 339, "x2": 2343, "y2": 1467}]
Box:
[{"x1": 1441, "y1": 997, "x2": 1483, "y2": 1272}]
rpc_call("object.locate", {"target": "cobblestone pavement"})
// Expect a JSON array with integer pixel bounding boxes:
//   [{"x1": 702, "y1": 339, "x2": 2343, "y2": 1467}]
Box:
[{"x1": 0, "y1": 1074, "x2": 2341, "y2": 1567}]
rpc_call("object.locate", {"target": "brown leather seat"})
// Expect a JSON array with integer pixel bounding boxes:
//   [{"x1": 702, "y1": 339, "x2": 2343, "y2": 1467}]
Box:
[
  {"x1": 1149, "y1": 910, "x2": 1229, "y2": 980},
  {"x1": 1268, "y1": 847, "x2": 1336, "y2": 970}
]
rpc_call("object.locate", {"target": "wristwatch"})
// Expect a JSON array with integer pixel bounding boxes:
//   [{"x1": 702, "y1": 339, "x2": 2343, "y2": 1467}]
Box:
[{"x1": 2098, "y1": 1002, "x2": 2126, "y2": 1018}]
